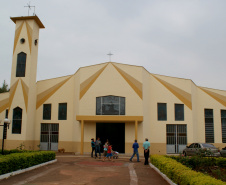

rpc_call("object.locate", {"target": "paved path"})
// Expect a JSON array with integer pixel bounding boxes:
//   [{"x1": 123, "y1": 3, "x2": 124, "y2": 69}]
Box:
[{"x1": 0, "y1": 155, "x2": 169, "y2": 185}]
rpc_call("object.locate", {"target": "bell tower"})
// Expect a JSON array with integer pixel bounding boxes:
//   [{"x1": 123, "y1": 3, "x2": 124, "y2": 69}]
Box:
[{"x1": 8, "y1": 16, "x2": 44, "y2": 147}]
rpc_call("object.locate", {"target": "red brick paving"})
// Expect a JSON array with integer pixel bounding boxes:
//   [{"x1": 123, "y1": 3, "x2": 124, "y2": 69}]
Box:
[{"x1": 0, "y1": 154, "x2": 169, "y2": 185}]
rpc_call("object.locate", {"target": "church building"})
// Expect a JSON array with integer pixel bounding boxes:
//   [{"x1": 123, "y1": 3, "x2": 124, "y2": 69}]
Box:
[{"x1": 0, "y1": 15, "x2": 226, "y2": 155}]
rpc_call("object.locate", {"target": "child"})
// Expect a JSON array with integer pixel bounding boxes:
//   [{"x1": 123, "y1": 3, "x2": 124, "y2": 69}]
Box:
[
  {"x1": 103, "y1": 141, "x2": 108, "y2": 158},
  {"x1": 103, "y1": 142, "x2": 114, "y2": 162}
]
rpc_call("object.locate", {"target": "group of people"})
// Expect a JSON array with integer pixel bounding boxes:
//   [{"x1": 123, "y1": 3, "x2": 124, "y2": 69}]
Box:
[
  {"x1": 91, "y1": 137, "x2": 114, "y2": 162},
  {"x1": 91, "y1": 137, "x2": 151, "y2": 165}
]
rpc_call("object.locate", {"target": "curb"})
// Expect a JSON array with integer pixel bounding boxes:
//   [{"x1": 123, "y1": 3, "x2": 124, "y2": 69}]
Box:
[
  {"x1": 149, "y1": 163, "x2": 177, "y2": 185},
  {"x1": 0, "y1": 159, "x2": 57, "y2": 180}
]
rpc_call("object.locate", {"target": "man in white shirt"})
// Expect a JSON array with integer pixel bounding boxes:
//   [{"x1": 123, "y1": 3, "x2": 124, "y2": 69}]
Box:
[{"x1": 143, "y1": 138, "x2": 150, "y2": 165}]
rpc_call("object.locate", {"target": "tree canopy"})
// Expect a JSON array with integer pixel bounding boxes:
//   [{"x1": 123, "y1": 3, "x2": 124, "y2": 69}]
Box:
[{"x1": 0, "y1": 80, "x2": 9, "y2": 93}]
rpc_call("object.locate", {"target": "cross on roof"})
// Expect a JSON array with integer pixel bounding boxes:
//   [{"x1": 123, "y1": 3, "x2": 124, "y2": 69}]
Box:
[
  {"x1": 24, "y1": 2, "x2": 36, "y2": 16},
  {"x1": 107, "y1": 52, "x2": 113, "y2": 62}
]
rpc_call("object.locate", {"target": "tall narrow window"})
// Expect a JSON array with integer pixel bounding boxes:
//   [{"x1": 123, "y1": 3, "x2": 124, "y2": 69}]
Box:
[
  {"x1": 58, "y1": 103, "x2": 67, "y2": 120},
  {"x1": 205, "y1": 109, "x2": 214, "y2": 143},
  {"x1": 175, "y1": 104, "x2": 184, "y2": 121},
  {"x1": 16, "y1": 52, "x2": 27, "y2": 77},
  {"x1": 43, "y1": 104, "x2": 51, "y2": 120},
  {"x1": 158, "y1": 103, "x2": 167, "y2": 121},
  {"x1": 96, "y1": 96, "x2": 125, "y2": 115},
  {"x1": 5, "y1": 109, "x2": 8, "y2": 119},
  {"x1": 221, "y1": 110, "x2": 226, "y2": 143},
  {"x1": 12, "y1": 107, "x2": 22, "y2": 134}
]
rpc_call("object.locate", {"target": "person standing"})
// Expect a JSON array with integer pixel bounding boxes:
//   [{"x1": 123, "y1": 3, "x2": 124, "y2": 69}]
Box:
[
  {"x1": 95, "y1": 137, "x2": 102, "y2": 159},
  {"x1": 130, "y1": 140, "x2": 140, "y2": 162},
  {"x1": 91, "y1": 138, "x2": 95, "y2": 158},
  {"x1": 143, "y1": 138, "x2": 150, "y2": 165}
]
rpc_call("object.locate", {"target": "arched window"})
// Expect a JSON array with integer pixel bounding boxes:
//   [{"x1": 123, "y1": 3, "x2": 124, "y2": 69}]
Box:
[
  {"x1": 16, "y1": 52, "x2": 27, "y2": 77},
  {"x1": 96, "y1": 95, "x2": 125, "y2": 115},
  {"x1": 12, "y1": 107, "x2": 23, "y2": 134}
]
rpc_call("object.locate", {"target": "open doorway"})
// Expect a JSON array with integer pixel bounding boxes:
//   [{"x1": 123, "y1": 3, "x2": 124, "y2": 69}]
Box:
[{"x1": 96, "y1": 123, "x2": 125, "y2": 153}]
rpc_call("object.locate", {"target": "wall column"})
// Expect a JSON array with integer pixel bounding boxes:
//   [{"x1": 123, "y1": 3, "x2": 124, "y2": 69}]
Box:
[
  {"x1": 135, "y1": 120, "x2": 138, "y2": 140},
  {"x1": 80, "y1": 120, "x2": 84, "y2": 155}
]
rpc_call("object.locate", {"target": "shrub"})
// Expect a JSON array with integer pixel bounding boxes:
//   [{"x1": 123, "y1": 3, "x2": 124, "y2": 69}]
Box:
[
  {"x1": 0, "y1": 151, "x2": 55, "y2": 175},
  {"x1": 150, "y1": 155, "x2": 225, "y2": 185}
]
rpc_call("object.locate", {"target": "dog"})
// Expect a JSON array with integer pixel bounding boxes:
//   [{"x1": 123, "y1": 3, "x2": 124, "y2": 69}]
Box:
[{"x1": 58, "y1": 148, "x2": 65, "y2": 153}]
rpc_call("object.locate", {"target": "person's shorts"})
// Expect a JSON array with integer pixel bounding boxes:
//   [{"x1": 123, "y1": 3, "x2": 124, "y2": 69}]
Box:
[
  {"x1": 104, "y1": 151, "x2": 107, "y2": 156},
  {"x1": 106, "y1": 153, "x2": 113, "y2": 157}
]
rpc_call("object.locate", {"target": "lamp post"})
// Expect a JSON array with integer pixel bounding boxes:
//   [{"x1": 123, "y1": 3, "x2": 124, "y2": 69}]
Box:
[{"x1": 0, "y1": 118, "x2": 11, "y2": 155}]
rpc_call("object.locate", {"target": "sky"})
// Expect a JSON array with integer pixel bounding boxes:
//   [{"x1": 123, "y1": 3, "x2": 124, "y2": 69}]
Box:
[{"x1": 0, "y1": 0, "x2": 226, "y2": 90}]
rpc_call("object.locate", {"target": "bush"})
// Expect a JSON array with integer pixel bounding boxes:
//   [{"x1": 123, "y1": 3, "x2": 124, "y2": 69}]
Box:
[
  {"x1": 169, "y1": 156, "x2": 226, "y2": 169},
  {"x1": 0, "y1": 149, "x2": 33, "y2": 155},
  {"x1": 0, "y1": 151, "x2": 55, "y2": 175},
  {"x1": 150, "y1": 155, "x2": 225, "y2": 185}
]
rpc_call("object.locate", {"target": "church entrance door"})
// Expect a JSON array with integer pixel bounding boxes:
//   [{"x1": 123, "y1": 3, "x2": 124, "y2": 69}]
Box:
[{"x1": 96, "y1": 123, "x2": 125, "y2": 153}]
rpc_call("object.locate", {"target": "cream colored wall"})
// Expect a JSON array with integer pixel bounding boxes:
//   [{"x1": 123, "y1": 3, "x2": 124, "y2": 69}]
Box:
[
  {"x1": 148, "y1": 74, "x2": 193, "y2": 153},
  {"x1": 35, "y1": 75, "x2": 75, "y2": 144},
  {"x1": 191, "y1": 82, "x2": 198, "y2": 142},
  {"x1": 4, "y1": 18, "x2": 42, "y2": 149},
  {"x1": 79, "y1": 63, "x2": 107, "y2": 83},
  {"x1": 72, "y1": 73, "x2": 82, "y2": 143},
  {"x1": 26, "y1": 20, "x2": 40, "y2": 141},
  {"x1": 142, "y1": 68, "x2": 151, "y2": 144},
  {"x1": 8, "y1": 82, "x2": 27, "y2": 142},
  {"x1": 195, "y1": 87, "x2": 225, "y2": 144},
  {"x1": 79, "y1": 63, "x2": 143, "y2": 116}
]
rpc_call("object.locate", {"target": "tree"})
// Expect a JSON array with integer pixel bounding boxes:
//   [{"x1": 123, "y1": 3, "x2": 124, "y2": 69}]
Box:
[{"x1": 0, "y1": 80, "x2": 9, "y2": 93}]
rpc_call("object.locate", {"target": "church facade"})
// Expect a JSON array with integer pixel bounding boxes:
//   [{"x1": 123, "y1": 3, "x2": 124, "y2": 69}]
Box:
[{"x1": 0, "y1": 15, "x2": 226, "y2": 155}]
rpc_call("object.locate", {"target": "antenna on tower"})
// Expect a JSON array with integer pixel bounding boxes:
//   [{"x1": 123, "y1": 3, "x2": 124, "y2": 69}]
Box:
[{"x1": 24, "y1": 2, "x2": 36, "y2": 16}]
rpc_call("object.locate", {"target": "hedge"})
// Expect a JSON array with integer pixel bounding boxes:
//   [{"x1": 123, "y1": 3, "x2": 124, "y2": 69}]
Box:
[
  {"x1": 169, "y1": 155, "x2": 226, "y2": 169},
  {"x1": 150, "y1": 155, "x2": 225, "y2": 185},
  {"x1": 0, "y1": 151, "x2": 55, "y2": 175}
]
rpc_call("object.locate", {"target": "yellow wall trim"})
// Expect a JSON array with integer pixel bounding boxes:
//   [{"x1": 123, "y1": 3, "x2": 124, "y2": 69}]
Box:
[
  {"x1": 13, "y1": 21, "x2": 24, "y2": 54},
  {"x1": 25, "y1": 21, "x2": 33, "y2": 54},
  {"x1": 8, "y1": 79, "x2": 20, "y2": 111},
  {"x1": 76, "y1": 115, "x2": 143, "y2": 122},
  {"x1": 0, "y1": 98, "x2": 9, "y2": 113},
  {"x1": 21, "y1": 79, "x2": 29, "y2": 112},
  {"x1": 153, "y1": 75, "x2": 192, "y2": 110},
  {"x1": 112, "y1": 63, "x2": 143, "y2": 99},
  {"x1": 80, "y1": 64, "x2": 108, "y2": 99},
  {"x1": 36, "y1": 76, "x2": 72, "y2": 109},
  {"x1": 200, "y1": 87, "x2": 226, "y2": 107}
]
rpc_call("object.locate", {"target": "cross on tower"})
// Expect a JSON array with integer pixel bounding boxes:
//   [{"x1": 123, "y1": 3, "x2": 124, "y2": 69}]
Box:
[
  {"x1": 107, "y1": 52, "x2": 113, "y2": 62},
  {"x1": 24, "y1": 2, "x2": 36, "y2": 16}
]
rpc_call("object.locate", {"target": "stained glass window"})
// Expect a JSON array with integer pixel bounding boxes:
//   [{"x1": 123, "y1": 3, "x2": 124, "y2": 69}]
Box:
[{"x1": 96, "y1": 96, "x2": 125, "y2": 115}]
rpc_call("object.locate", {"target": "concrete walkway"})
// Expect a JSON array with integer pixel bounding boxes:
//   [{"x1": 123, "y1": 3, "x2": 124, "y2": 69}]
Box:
[{"x1": 0, "y1": 154, "x2": 169, "y2": 185}]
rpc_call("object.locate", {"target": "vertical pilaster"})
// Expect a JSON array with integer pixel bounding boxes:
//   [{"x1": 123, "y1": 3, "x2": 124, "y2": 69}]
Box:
[
  {"x1": 81, "y1": 120, "x2": 84, "y2": 155},
  {"x1": 135, "y1": 120, "x2": 138, "y2": 140}
]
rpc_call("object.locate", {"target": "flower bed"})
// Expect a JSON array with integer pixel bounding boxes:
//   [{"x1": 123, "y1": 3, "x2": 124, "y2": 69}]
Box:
[
  {"x1": 150, "y1": 155, "x2": 225, "y2": 185},
  {"x1": 0, "y1": 151, "x2": 55, "y2": 175}
]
